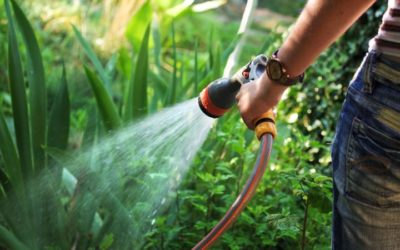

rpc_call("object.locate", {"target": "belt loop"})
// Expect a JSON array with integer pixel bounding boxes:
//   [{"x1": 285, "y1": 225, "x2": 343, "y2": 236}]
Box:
[{"x1": 362, "y1": 50, "x2": 380, "y2": 94}]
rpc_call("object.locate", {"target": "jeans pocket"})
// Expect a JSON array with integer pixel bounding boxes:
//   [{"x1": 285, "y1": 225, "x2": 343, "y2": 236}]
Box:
[{"x1": 345, "y1": 117, "x2": 400, "y2": 208}]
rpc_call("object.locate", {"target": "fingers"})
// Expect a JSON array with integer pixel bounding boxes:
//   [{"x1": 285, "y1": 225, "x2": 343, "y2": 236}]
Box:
[
  {"x1": 235, "y1": 76, "x2": 285, "y2": 131},
  {"x1": 245, "y1": 118, "x2": 255, "y2": 130},
  {"x1": 235, "y1": 91, "x2": 240, "y2": 103},
  {"x1": 236, "y1": 85, "x2": 253, "y2": 129},
  {"x1": 236, "y1": 95, "x2": 256, "y2": 130}
]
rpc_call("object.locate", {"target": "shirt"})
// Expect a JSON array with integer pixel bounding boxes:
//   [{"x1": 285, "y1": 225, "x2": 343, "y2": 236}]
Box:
[{"x1": 369, "y1": 0, "x2": 400, "y2": 57}]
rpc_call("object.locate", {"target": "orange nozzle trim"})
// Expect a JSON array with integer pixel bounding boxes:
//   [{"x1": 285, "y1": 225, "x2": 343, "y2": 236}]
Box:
[
  {"x1": 254, "y1": 110, "x2": 277, "y2": 140},
  {"x1": 199, "y1": 87, "x2": 229, "y2": 118}
]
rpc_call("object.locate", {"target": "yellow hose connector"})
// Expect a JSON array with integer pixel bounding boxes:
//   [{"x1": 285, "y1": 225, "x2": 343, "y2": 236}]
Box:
[{"x1": 254, "y1": 110, "x2": 277, "y2": 140}]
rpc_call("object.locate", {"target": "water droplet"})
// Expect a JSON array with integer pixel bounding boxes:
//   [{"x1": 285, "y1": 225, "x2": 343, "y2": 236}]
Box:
[{"x1": 18, "y1": 98, "x2": 213, "y2": 246}]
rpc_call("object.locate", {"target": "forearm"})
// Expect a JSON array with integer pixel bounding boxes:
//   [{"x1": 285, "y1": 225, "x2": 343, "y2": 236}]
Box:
[
  {"x1": 278, "y1": 0, "x2": 376, "y2": 76},
  {"x1": 235, "y1": 0, "x2": 377, "y2": 129}
]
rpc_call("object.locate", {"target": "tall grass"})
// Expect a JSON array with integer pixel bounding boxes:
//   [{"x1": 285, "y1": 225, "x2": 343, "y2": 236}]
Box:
[
  {"x1": 76, "y1": 0, "x2": 240, "y2": 128},
  {"x1": 1, "y1": 0, "x2": 69, "y2": 248},
  {"x1": 0, "y1": 0, "x2": 241, "y2": 249}
]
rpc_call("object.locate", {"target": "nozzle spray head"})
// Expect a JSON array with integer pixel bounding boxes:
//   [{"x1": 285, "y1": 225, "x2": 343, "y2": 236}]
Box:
[
  {"x1": 198, "y1": 55, "x2": 268, "y2": 118},
  {"x1": 198, "y1": 78, "x2": 241, "y2": 118}
]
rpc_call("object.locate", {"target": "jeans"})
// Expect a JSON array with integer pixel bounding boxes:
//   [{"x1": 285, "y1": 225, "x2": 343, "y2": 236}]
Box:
[{"x1": 331, "y1": 50, "x2": 400, "y2": 250}]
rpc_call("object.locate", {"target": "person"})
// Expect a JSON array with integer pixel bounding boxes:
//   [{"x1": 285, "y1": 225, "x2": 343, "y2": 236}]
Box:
[{"x1": 235, "y1": 0, "x2": 400, "y2": 249}]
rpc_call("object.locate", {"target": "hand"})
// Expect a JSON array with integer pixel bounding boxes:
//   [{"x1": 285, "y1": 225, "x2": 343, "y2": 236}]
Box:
[{"x1": 236, "y1": 72, "x2": 287, "y2": 129}]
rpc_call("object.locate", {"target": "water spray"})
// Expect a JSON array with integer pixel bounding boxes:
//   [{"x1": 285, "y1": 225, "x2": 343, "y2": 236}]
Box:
[{"x1": 194, "y1": 55, "x2": 277, "y2": 249}]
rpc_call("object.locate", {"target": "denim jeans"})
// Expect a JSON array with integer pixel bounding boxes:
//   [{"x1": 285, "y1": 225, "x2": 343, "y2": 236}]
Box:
[{"x1": 331, "y1": 50, "x2": 400, "y2": 250}]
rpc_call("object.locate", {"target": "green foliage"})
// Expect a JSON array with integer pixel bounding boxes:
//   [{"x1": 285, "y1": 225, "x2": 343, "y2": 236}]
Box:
[
  {"x1": 0, "y1": 0, "x2": 388, "y2": 249},
  {"x1": 1, "y1": 1, "x2": 69, "y2": 249},
  {"x1": 11, "y1": 0, "x2": 47, "y2": 170},
  {"x1": 0, "y1": 224, "x2": 29, "y2": 250},
  {"x1": 73, "y1": 25, "x2": 111, "y2": 91},
  {"x1": 143, "y1": 112, "x2": 333, "y2": 249},
  {"x1": 0, "y1": 105, "x2": 21, "y2": 188},
  {"x1": 125, "y1": 1, "x2": 152, "y2": 53},
  {"x1": 76, "y1": 0, "x2": 237, "y2": 127},
  {"x1": 47, "y1": 64, "x2": 70, "y2": 150},
  {"x1": 143, "y1": 1, "x2": 387, "y2": 250},
  {"x1": 84, "y1": 66, "x2": 121, "y2": 131},
  {"x1": 1, "y1": 0, "x2": 245, "y2": 249},
  {"x1": 5, "y1": 0, "x2": 33, "y2": 179},
  {"x1": 125, "y1": 24, "x2": 151, "y2": 120}
]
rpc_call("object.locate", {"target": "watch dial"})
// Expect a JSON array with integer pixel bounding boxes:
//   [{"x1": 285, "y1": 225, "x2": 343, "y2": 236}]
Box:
[{"x1": 269, "y1": 60, "x2": 282, "y2": 80}]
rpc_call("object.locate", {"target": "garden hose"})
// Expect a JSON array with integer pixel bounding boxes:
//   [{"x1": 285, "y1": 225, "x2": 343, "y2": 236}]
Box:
[
  {"x1": 196, "y1": 55, "x2": 278, "y2": 249},
  {"x1": 193, "y1": 112, "x2": 276, "y2": 250}
]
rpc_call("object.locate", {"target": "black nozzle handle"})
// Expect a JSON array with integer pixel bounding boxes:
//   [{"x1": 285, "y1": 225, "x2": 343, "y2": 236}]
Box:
[{"x1": 207, "y1": 77, "x2": 241, "y2": 110}]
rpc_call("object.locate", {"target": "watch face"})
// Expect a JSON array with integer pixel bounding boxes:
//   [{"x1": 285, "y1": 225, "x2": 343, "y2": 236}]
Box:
[{"x1": 268, "y1": 59, "x2": 282, "y2": 81}]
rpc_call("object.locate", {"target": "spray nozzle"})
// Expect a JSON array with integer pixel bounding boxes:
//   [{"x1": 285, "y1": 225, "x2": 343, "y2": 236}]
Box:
[
  {"x1": 198, "y1": 55, "x2": 267, "y2": 118},
  {"x1": 198, "y1": 55, "x2": 276, "y2": 138},
  {"x1": 198, "y1": 78, "x2": 241, "y2": 118}
]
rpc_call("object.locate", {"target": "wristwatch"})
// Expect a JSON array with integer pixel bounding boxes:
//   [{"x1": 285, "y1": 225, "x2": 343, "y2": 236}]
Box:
[{"x1": 265, "y1": 51, "x2": 304, "y2": 86}]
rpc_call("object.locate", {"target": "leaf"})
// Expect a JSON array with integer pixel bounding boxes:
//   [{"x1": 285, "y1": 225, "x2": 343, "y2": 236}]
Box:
[
  {"x1": 0, "y1": 224, "x2": 29, "y2": 250},
  {"x1": 152, "y1": 19, "x2": 162, "y2": 70},
  {"x1": 47, "y1": 64, "x2": 70, "y2": 150},
  {"x1": 5, "y1": 0, "x2": 33, "y2": 177},
  {"x1": 105, "y1": 53, "x2": 118, "y2": 77},
  {"x1": 117, "y1": 47, "x2": 132, "y2": 79},
  {"x1": 194, "y1": 39, "x2": 199, "y2": 95},
  {"x1": 44, "y1": 146, "x2": 73, "y2": 166},
  {"x1": 212, "y1": 42, "x2": 222, "y2": 80},
  {"x1": 80, "y1": 106, "x2": 101, "y2": 169},
  {"x1": 308, "y1": 187, "x2": 331, "y2": 213},
  {"x1": 90, "y1": 213, "x2": 103, "y2": 241},
  {"x1": 11, "y1": 0, "x2": 47, "y2": 170},
  {"x1": 125, "y1": 1, "x2": 152, "y2": 52},
  {"x1": 125, "y1": 24, "x2": 150, "y2": 121},
  {"x1": 168, "y1": 20, "x2": 177, "y2": 105},
  {"x1": 0, "y1": 108, "x2": 22, "y2": 188},
  {"x1": 72, "y1": 25, "x2": 111, "y2": 92},
  {"x1": 178, "y1": 55, "x2": 185, "y2": 99},
  {"x1": 148, "y1": 70, "x2": 168, "y2": 112},
  {"x1": 149, "y1": 70, "x2": 168, "y2": 97},
  {"x1": 222, "y1": 33, "x2": 241, "y2": 61},
  {"x1": 84, "y1": 66, "x2": 121, "y2": 131},
  {"x1": 100, "y1": 234, "x2": 114, "y2": 250},
  {"x1": 207, "y1": 29, "x2": 214, "y2": 69},
  {"x1": 0, "y1": 171, "x2": 8, "y2": 199},
  {"x1": 81, "y1": 106, "x2": 99, "y2": 148}
]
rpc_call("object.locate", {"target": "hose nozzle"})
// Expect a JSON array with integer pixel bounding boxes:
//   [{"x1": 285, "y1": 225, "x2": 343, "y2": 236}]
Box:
[
  {"x1": 198, "y1": 55, "x2": 268, "y2": 119},
  {"x1": 198, "y1": 78, "x2": 241, "y2": 118}
]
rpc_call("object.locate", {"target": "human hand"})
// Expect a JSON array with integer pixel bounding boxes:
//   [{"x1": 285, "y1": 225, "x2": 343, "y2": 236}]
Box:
[{"x1": 235, "y1": 73, "x2": 287, "y2": 129}]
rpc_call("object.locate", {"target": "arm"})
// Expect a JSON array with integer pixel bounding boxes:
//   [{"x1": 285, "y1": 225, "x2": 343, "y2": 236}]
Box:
[{"x1": 236, "y1": 0, "x2": 376, "y2": 129}]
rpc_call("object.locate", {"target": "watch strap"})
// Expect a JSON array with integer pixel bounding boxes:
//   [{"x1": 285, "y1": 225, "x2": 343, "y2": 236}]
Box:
[{"x1": 270, "y1": 50, "x2": 304, "y2": 86}]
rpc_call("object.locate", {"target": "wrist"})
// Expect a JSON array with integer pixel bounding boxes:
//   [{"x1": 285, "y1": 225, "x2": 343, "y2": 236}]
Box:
[
  {"x1": 275, "y1": 48, "x2": 306, "y2": 77},
  {"x1": 264, "y1": 50, "x2": 305, "y2": 86},
  {"x1": 258, "y1": 72, "x2": 288, "y2": 99}
]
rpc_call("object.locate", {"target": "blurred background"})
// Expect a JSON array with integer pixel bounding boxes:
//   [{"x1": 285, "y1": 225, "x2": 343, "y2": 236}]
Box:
[{"x1": 0, "y1": 0, "x2": 386, "y2": 249}]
